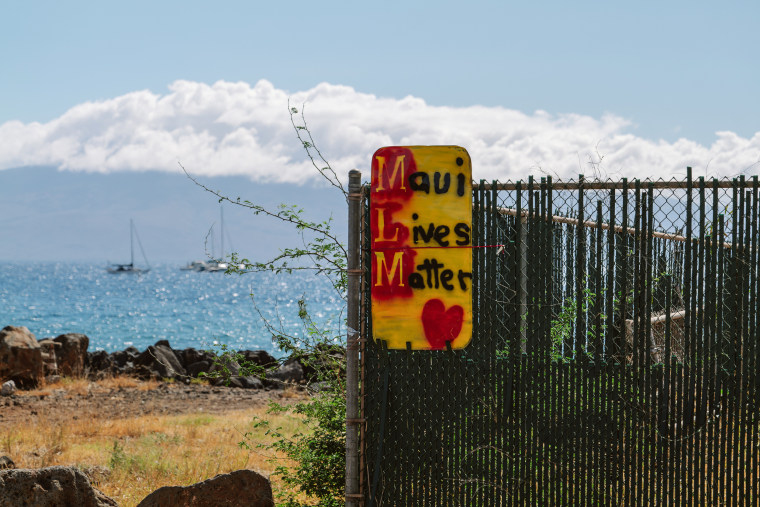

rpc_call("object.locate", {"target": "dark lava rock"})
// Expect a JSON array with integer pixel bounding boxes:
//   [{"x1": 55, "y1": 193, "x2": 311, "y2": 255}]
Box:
[
  {"x1": 0, "y1": 466, "x2": 118, "y2": 506},
  {"x1": 136, "y1": 469, "x2": 273, "y2": 507}
]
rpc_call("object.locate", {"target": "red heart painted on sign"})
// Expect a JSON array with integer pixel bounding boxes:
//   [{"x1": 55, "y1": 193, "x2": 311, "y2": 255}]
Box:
[{"x1": 421, "y1": 299, "x2": 464, "y2": 350}]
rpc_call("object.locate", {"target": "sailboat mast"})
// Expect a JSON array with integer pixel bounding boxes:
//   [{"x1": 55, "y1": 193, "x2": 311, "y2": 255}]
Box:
[
  {"x1": 130, "y1": 219, "x2": 135, "y2": 266},
  {"x1": 210, "y1": 224, "x2": 215, "y2": 258},
  {"x1": 220, "y1": 206, "x2": 224, "y2": 260}
]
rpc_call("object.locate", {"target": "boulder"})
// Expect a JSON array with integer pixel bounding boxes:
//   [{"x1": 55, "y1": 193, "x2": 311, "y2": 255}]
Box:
[
  {"x1": 297, "y1": 343, "x2": 346, "y2": 382},
  {"x1": 180, "y1": 348, "x2": 214, "y2": 368},
  {"x1": 134, "y1": 342, "x2": 186, "y2": 380},
  {"x1": 240, "y1": 350, "x2": 277, "y2": 369},
  {"x1": 86, "y1": 346, "x2": 140, "y2": 378},
  {"x1": 136, "y1": 469, "x2": 274, "y2": 507},
  {"x1": 186, "y1": 360, "x2": 212, "y2": 379},
  {"x1": 37, "y1": 339, "x2": 60, "y2": 375},
  {"x1": 266, "y1": 358, "x2": 304, "y2": 386},
  {"x1": 0, "y1": 326, "x2": 44, "y2": 387},
  {"x1": 115, "y1": 346, "x2": 140, "y2": 363},
  {"x1": 211, "y1": 375, "x2": 263, "y2": 389},
  {"x1": 53, "y1": 333, "x2": 89, "y2": 377},
  {"x1": 237, "y1": 376, "x2": 264, "y2": 389},
  {"x1": 86, "y1": 350, "x2": 113, "y2": 378},
  {"x1": 0, "y1": 456, "x2": 14, "y2": 470},
  {"x1": 110, "y1": 346, "x2": 140, "y2": 375},
  {"x1": 0, "y1": 466, "x2": 118, "y2": 506},
  {"x1": 78, "y1": 465, "x2": 111, "y2": 488},
  {"x1": 1, "y1": 380, "x2": 16, "y2": 396},
  {"x1": 209, "y1": 357, "x2": 241, "y2": 378}
]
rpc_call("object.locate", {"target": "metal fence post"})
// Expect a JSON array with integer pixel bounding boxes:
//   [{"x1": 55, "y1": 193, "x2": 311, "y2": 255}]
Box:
[
  {"x1": 520, "y1": 213, "x2": 528, "y2": 351},
  {"x1": 346, "y1": 169, "x2": 362, "y2": 507}
]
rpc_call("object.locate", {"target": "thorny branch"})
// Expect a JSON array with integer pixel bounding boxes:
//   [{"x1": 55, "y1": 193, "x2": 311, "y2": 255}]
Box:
[
  {"x1": 180, "y1": 162, "x2": 346, "y2": 258},
  {"x1": 289, "y1": 100, "x2": 347, "y2": 198}
]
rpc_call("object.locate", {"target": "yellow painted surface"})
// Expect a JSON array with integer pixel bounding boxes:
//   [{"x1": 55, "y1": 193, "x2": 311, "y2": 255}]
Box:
[{"x1": 370, "y1": 146, "x2": 472, "y2": 350}]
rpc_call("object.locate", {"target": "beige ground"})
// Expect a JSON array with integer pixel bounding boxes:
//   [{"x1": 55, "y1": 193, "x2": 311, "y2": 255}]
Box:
[
  {"x1": 0, "y1": 378, "x2": 300, "y2": 429},
  {"x1": 0, "y1": 377, "x2": 310, "y2": 506}
]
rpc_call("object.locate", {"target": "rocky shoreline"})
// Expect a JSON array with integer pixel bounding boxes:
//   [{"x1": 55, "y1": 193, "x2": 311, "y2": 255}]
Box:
[
  {"x1": 1, "y1": 325, "x2": 340, "y2": 392},
  {"x1": 1, "y1": 325, "x2": 317, "y2": 506}
]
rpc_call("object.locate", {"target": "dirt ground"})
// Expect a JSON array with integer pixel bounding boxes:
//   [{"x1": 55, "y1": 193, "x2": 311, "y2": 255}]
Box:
[{"x1": 0, "y1": 380, "x2": 305, "y2": 430}]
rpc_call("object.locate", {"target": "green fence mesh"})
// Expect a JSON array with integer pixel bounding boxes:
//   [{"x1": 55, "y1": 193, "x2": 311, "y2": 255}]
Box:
[{"x1": 361, "y1": 174, "x2": 759, "y2": 506}]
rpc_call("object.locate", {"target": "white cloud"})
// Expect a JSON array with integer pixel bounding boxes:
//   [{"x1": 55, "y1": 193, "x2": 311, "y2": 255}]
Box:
[{"x1": 1, "y1": 79, "x2": 759, "y2": 182}]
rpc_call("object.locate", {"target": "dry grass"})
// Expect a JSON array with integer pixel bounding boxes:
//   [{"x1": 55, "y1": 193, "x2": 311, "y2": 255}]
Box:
[
  {"x1": 1, "y1": 378, "x2": 310, "y2": 506},
  {"x1": 25, "y1": 375, "x2": 161, "y2": 397}
]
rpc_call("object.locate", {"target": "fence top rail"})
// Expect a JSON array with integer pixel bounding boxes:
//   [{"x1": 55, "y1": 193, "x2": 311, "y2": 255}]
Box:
[
  {"x1": 495, "y1": 206, "x2": 745, "y2": 250},
  {"x1": 360, "y1": 175, "x2": 758, "y2": 195},
  {"x1": 474, "y1": 177, "x2": 758, "y2": 191}
]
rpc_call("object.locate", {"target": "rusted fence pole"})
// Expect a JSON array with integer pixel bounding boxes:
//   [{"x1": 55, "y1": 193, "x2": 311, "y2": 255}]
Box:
[{"x1": 346, "y1": 169, "x2": 362, "y2": 507}]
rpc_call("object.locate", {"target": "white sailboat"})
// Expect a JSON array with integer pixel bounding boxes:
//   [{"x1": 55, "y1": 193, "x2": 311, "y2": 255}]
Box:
[
  {"x1": 181, "y1": 206, "x2": 230, "y2": 272},
  {"x1": 107, "y1": 219, "x2": 151, "y2": 274},
  {"x1": 203, "y1": 206, "x2": 230, "y2": 272}
]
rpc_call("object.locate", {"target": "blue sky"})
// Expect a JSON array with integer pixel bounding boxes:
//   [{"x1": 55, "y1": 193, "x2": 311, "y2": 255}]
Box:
[{"x1": 2, "y1": 0, "x2": 758, "y2": 146}]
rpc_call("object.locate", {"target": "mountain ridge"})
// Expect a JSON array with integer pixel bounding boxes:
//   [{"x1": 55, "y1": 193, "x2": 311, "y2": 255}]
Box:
[{"x1": 0, "y1": 166, "x2": 346, "y2": 262}]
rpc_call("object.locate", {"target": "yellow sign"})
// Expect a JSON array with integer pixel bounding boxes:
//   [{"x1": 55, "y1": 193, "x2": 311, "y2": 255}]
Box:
[{"x1": 370, "y1": 146, "x2": 473, "y2": 350}]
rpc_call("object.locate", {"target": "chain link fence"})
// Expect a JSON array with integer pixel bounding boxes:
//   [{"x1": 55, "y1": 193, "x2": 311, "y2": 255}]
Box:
[{"x1": 361, "y1": 173, "x2": 759, "y2": 505}]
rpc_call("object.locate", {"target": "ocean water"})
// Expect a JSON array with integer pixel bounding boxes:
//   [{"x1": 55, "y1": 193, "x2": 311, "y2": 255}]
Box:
[{"x1": 0, "y1": 262, "x2": 344, "y2": 356}]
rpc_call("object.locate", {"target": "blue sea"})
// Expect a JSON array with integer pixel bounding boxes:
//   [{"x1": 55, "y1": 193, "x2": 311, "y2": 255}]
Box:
[{"x1": 0, "y1": 262, "x2": 344, "y2": 356}]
